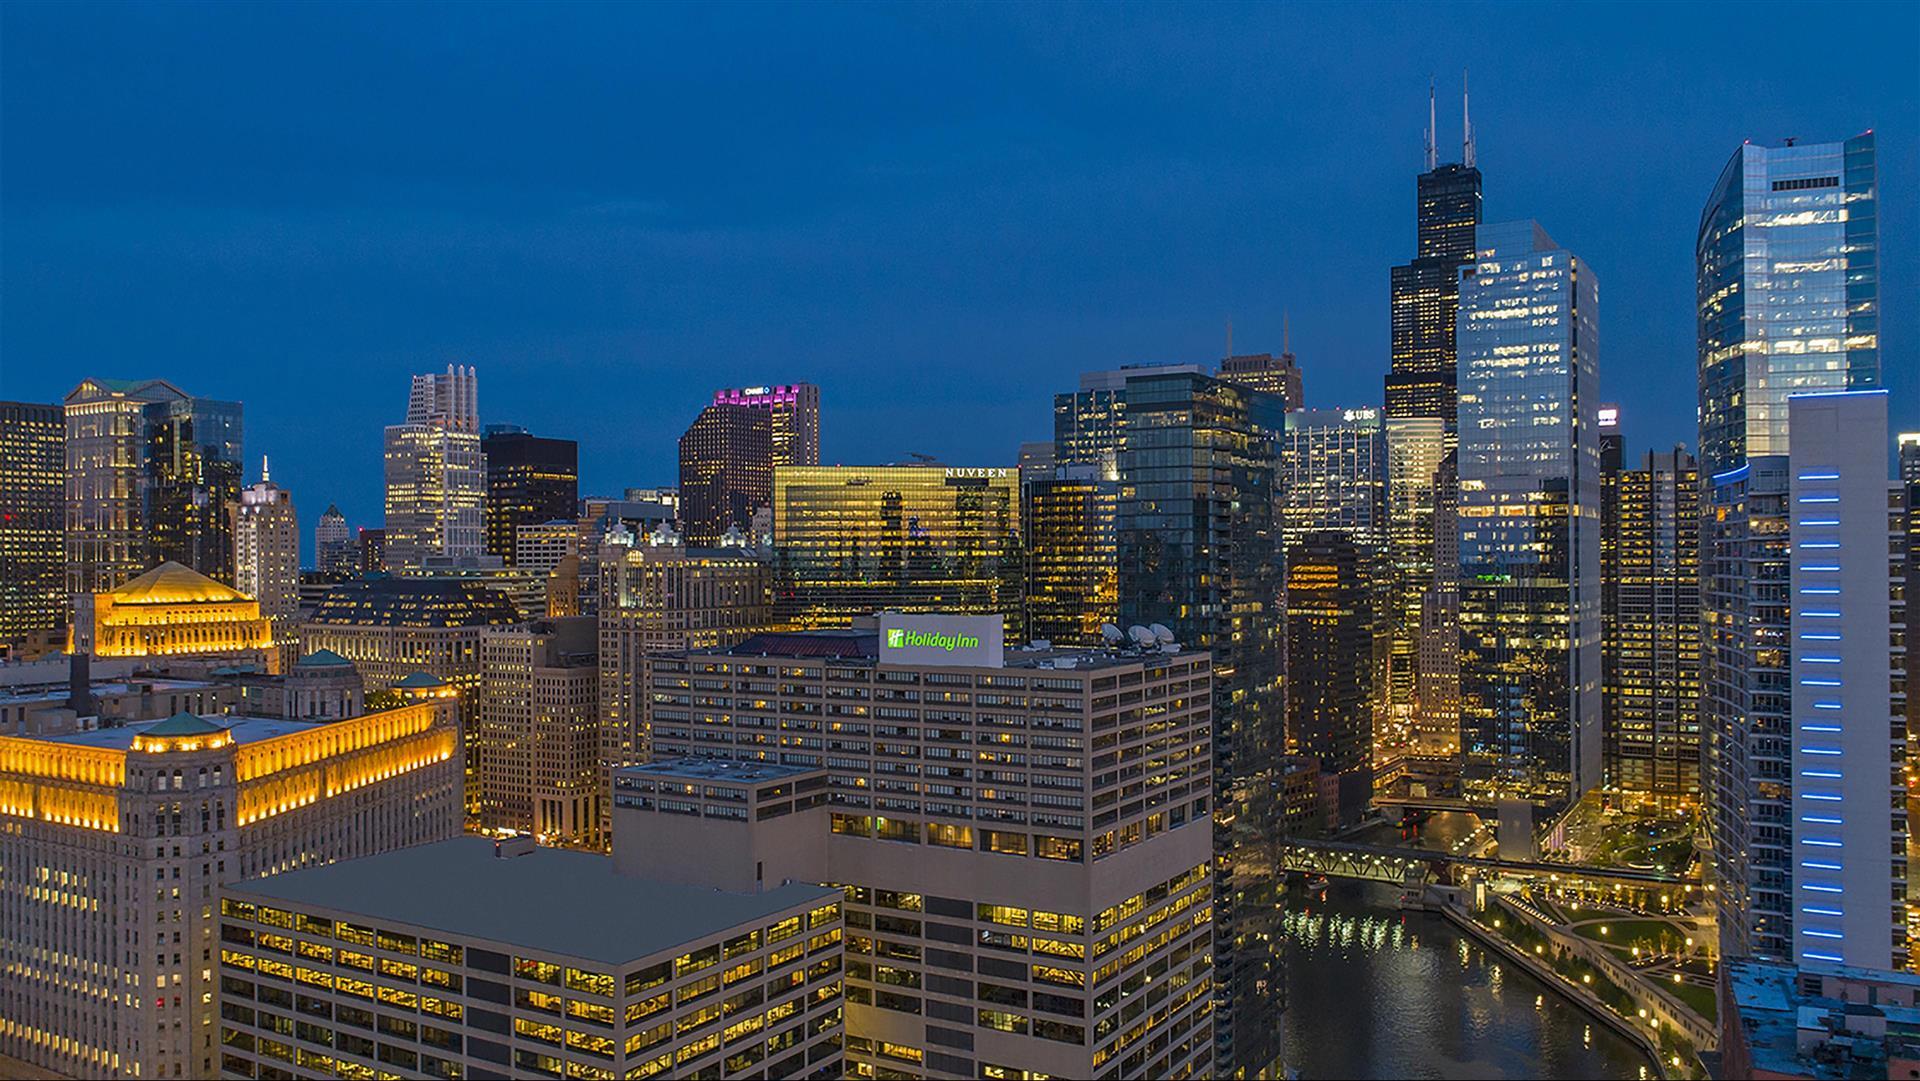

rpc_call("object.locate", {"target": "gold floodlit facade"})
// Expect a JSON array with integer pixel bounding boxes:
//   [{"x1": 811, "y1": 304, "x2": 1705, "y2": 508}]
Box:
[{"x1": 70, "y1": 561, "x2": 274, "y2": 668}]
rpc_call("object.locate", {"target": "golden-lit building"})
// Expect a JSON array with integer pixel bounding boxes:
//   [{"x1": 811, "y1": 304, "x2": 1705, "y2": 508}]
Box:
[
  {"x1": 0, "y1": 401, "x2": 65, "y2": 652},
  {"x1": 0, "y1": 699, "x2": 461, "y2": 1080},
  {"x1": 69, "y1": 560, "x2": 274, "y2": 669},
  {"x1": 771, "y1": 463, "x2": 1023, "y2": 635},
  {"x1": 1022, "y1": 465, "x2": 1117, "y2": 647}
]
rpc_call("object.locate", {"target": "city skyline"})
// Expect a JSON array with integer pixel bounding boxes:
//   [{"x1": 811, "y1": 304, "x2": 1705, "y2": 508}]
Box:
[{"x1": 3, "y1": 4, "x2": 1915, "y2": 536}]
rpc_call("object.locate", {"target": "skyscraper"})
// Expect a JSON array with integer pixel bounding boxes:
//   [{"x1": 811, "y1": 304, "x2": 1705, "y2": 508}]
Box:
[
  {"x1": 0, "y1": 401, "x2": 66, "y2": 649},
  {"x1": 1217, "y1": 347, "x2": 1304, "y2": 412},
  {"x1": 1286, "y1": 531, "x2": 1374, "y2": 826},
  {"x1": 384, "y1": 368, "x2": 485, "y2": 568},
  {"x1": 1384, "y1": 85, "x2": 1482, "y2": 428},
  {"x1": 770, "y1": 463, "x2": 1022, "y2": 633},
  {"x1": 230, "y1": 463, "x2": 301, "y2": 630},
  {"x1": 1784, "y1": 389, "x2": 1905, "y2": 970},
  {"x1": 713, "y1": 383, "x2": 821, "y2": 466},
  {"x1": 1278, "y1": 407, "x2": 1387, "y2": 554},
  {"x1": 1603, "y1": 446, "x2": 1702, "y2": 804},
  {"x1": 64, "y1": 378, "x2": 243, "y2": 594},
  {"x1": 1456, "y1": 220, "x2": 1601, "y2": 810},
  {"x1": 1700, "y1": 134, "x2": 1882, "y2": 964},
  {"x1": 1113, "y1": 369, "x2": 1285, "y2": 1077},
  {"x1": 314, "y1": 503, "x2": 354, "y2": 575},
  {"x1": 677, "y1": 403, "x2": 772, "y2": 545},
  {"x1": 481, "y1": 424, "x2": 579, "y2": 564},
  {"x1": 1021, "y1": 464, "x2": 1118, "y2": 647},
  {"x1": 475, "y1": 615, "x2": 599, "y2": 843},
  {"x1": 1899, "y1": 432, "x2": 1920, "y2": 484},
  {"x1": 1052, "y1": 363, "x2": 1204, "y2": 481},
  {"x1": 1383, "y1": 415, "x2": 1448, "y2": 745}
]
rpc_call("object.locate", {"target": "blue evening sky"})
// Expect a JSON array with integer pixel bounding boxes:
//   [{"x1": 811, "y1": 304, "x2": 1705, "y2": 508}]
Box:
[{"x1": 3, "y1": 2, "x2": 1915, "y2": 542}]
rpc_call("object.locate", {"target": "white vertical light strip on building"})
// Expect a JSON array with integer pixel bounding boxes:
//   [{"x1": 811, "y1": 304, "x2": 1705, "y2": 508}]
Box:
[{"x1": 1788, "y1": 389, "x2": 1893, "y2": 969}]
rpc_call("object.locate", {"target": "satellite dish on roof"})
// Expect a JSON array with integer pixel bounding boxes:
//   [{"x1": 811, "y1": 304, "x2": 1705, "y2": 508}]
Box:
[
  {"x1": 1100, "y1": 623, "x2": 1125, "y2": 645},
  {"x1": 1128, "y1": 625, "x2": 1157, "y2": 648},
  {"x1": 1149, "y1": 624, "x2": 1174, "y2": 644}
]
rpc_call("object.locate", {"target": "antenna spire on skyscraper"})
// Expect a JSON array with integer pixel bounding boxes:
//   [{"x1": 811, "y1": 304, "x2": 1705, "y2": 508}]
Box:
[
  {"x1": 1425, "y1": 77, "x2": 1438, "y2": 171},
  {"x1": 1462, "y1": 68, "x2": 1475, "y2": 168}
]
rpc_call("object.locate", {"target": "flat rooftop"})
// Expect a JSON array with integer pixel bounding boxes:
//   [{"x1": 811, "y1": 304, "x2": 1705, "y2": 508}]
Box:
[
  {"x1": 226, "y1": 836, "x2": 836, "y2": 966},
  {"x1": 0, "y1": 678, "x2": 218, "y2": 706},
  {"x1": 700, "y1": 630, "x2": 1204, "y2": 671},
  {"x1": 618, "y1": 759, "x2": 822, "y2": 783},
  {"x1": 33, "y1": 715, "x2": 323, "y2": 750}
]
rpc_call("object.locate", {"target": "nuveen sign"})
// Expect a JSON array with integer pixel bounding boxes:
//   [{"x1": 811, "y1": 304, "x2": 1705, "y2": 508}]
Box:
[{"x1": 878, "y1": 613, "x2": 1004, "y2": 668}]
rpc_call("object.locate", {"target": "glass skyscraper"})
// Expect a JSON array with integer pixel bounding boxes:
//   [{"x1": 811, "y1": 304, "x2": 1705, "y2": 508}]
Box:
[
  {"x1": 1113, "y1": 369, "x2": 1285, "y2": 1078},
  {"x1": 481, "y1": 425, "x2": 580, "y2": 564},
  {"x1": 1279, "y1": 407, "x2": 1386, "y2": 555},
  {"x1": 1699, "y1": 134, "x2": 1883, "y2": 964},
  {"x1": 1456, "y1": 220, "x2": 1602, "y2": 810},
  {"x1": 1385, "y1": 162, "x2": 1482, "y2": 427},
  {"x1": 1021, "y1": 464, "x2": 1118, "y2": 647},
  {"x1": 1052, "y1": 364, "x2": 1204, "y2": 481}
]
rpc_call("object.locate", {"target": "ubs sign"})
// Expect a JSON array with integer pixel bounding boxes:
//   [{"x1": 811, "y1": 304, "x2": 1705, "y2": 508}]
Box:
[{"x1": 878, "y1": 613, "x2": 1004, "y2": 668}]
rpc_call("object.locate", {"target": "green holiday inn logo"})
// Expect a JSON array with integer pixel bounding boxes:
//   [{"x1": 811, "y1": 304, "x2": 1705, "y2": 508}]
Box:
[{"x1": 886, "y1": 627, "x2": 980, "y2": 652}]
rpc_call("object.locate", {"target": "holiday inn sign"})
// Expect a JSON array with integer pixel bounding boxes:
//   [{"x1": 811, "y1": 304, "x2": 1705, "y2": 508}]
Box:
[{"x1": 877, "y1": 613, "x2": 1004, "y2": 668}]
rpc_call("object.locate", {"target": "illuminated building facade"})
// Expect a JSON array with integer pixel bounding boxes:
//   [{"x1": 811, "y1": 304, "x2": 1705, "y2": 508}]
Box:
[
  {"x1": 1700, "y1": 135, "x2": 1882, "y2": 964},
  {"x1": 213, "y1": 835, "x2": 844, "y2": 1081},
  {"x1": 1021, "y1": 465, "x2": 1118, "y2": 648},
  {"x1": 514, "y1": 519, "x2": 583, "y2": 579},
  {"x1": 595, "y1": 538, "x2": 773, "y2": 831},
  {"x1": 482, "y1": 425, "x2": 579, "y2": 565},
  {"x1": 641, "y1": 630, "x2": 1217, "y2": 1080},
  {"x1": 71, "y1": 561, "x2": 275, "y2": 669},
  {"x1": 1112, "y1": 370, "x2": 1283, "y2": 1077},
  {"x1": 1384, "y1": 159, "x2": 1481, "y2": 427},
  {"x1": 65, "y1": 378, "x2": 244, "y2": 595},
  {"x1": 1052, "y1": 364, "x2": 1204, "y2": 482},
  {"x1": 679, "y1": 403, "x2": 773, "y2": 546},
  {"x1": 1217, "y1": 349, "x2": 1304, "y2": 412},
  {"x1": 0, "y1": 401, "x2": 65, "y2": 649},
  {"x1": 714, "y1": 383, "x2": 822, "y2": 467},
  {"x1": 1602, "y1": 447, "x2": 1701, "y2": 803},
  {"x1": 383, "y1": 424, "x2": 485, "y2": 569},
  {"x1": 0, "y1": 700, "x2": 460, "y2": 1080},
  {"x1": 1279, "y1": 407, "x2": 1386, "y2": 555},
  {"x1": 231, "y1": 471, "x2": 300, "y2": 629},
  {"x1": 475, "y1": 616, "x2": 599, "y2": 844},
  {"x1": 1285, "y1": 532, "x2": 1374, "y2": 826},
  {"x1": 314, "y1": 504, "x2": 354, "y2": 577},
  {"x1": 771, "y1": 465, "x2": 1022, "y2": 635},
  {"x1": 299, "y1": 578, "x2": 521, "y2": 694},
  {"x1": 1782, "y1": 390, "x2": 1905, "y2": 971},
  {"x1": 1383, "y1": 416, "x2": 1448, "y2": 746},
  {"x1": 1456, "y1": 220, "x2": 1601, "y2": 810}
]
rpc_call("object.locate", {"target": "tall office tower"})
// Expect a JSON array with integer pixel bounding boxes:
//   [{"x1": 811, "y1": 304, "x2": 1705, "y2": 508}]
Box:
[
  {"x1": 406, "y1": 363, "x2": 479, "y2": 430},
  {"x1": 1785, "y1": 391, "x2": 1905, "y2": 970},
  {"x1": 65, "y1": 378, "x2": 243, "y2": 595},
  {"x1": 143, "y1": 394, "x2": 245, "y2": 583},
  {"x1": 481, "y1": 424, "x2": 579, "y2": 564},
  {"x1": 1900, "y1": 433, "x2": 1920, "y2": 484},
  {"x1": 1602, "y1": 447, "x2": 1702, "y2": 804},
  {"x1": 231, "y1": 465, "x2": 301, "y2": 627},
  {"x1": 1598, "y1": 406, "x2": 1624, "y2": 774},
  {"x1": 384, "y1": 368, "x2": 485, "y2": 569},
  {"x1": 1217, "y1": 349, "x2": 1304, "y2": 412},
  {"x1": 0, "y1": 697, "x2": 460, "y2": 1080},
  {"x1": 713, "y1": 383, "x2": 822, "y2": 466},
  {"x1": 1286, "y1": 532, "x2": 1375, "y2": 826},
  {"x1": 314, "y1": 503, "x2": 354, "y2": 575},
  {"x1": 1113, "y1": 370, "x2": 1285, "y2": 1078},
  {"x1": 1384, "y1": 89, "x2": 1482, "y2": 428},
  {"x1": 642, "y1": 619, "x2": 1217, "y2": 1080},
  {"x1": 678, "y1": 403, "x2": 773, "y2": 545},
  {"x1": 1456, "y1": 220, "x2": 1601, "y2": 810},
  {"x1": 1700, "y1": 134, "x2": 1882, "y2": 963},
  {"x1": 1022, "y1": 465, "x2": 1119, "y2": 647},
  {"x1": 771, "y1": 463, "x2": 1023, "y2": 634},
  {"x1": 1412, "y1": 450, "x2": 1462, "y2": 757},
  {"x1": 214, "y1": 835, "x2": 845, "y2": 1081},
  {"x1": 356, "y1": 526, "x2": 385, "y2": 572},
  {"x1": 1383, "y1": 416, "x2": 1448, "y2": 744},
  {"x1": 0, "y1": 401, "x2": 66, "y2": 648},
  {"x1": 1053, "y1": 364, "x2": 1205, "y2": 481},
  {"x1": 1017, "y1": 439, "x2": 1056, "y2": 487},
  {"x1": 514, "y1": 518, "x2": 583, "y2": 578},
  {"x1": 595, "y1": 535, "x2": 774, "y2": 836},
  {"x1": 475, "y1": 615, "x2": 599, "y2": 845},
  {"x1": 1278, "y1": 407, "x2": 1387, "y2": 554}
]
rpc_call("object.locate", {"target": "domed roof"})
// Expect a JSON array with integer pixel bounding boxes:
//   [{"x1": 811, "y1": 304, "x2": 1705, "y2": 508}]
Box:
[
  {"x1": 142, "y1": 711, "x2": 227, "y2": 737},
  {"x1": 394, "y1": 671, "x2": 448, "y2": 689},
  {"x1": 295, "y1": 649, "x2": 354, "y2": 668},
  {"x1": 107, "y1": 562, "x2": 250, "y2": 605}
]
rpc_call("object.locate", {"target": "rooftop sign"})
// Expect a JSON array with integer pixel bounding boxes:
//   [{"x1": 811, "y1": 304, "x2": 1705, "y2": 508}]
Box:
[{"x1": 878, "y1": 613, "x2": 1004, "y2": 668}]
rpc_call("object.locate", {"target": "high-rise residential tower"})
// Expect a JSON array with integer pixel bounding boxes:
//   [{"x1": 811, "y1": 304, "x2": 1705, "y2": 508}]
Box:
[
  {"x1": 713, "y1": 383, "x2": 821, "y2": 467},
  {"x1": 0, "y1": 401, "x2": 66, "y2": 649},
  {"x1": 314, "y1": 503, "x2": 354, "y2": 575},
  {"x1": 384, "y1": 368, "x2": 485, "y2": 568},
  {"x1": 1022, "y1": 464, "x2": 1118, "y2": 647},
  {"x1": 677, "y1": 403, "x2": 772, "y2": 546},
  {"x1": 65, "y1": 378, "x2": 244, "y2": 594},
  {"x1": 1700, "y1": 134, "x2": 1882, "y2": 964},
  {"x1": 1052, "y1": 364, "x2": 1205, "y2": 481},
  {"x1": 1113, "y1": 369, "x2": 1285, "y2": 1077},
  {"x1": 1455, "y1": 220, "x2": 1601, "y2": 810},
  {"x1": 481, "y1": 424, "x2": 579, "y2": 564}
]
